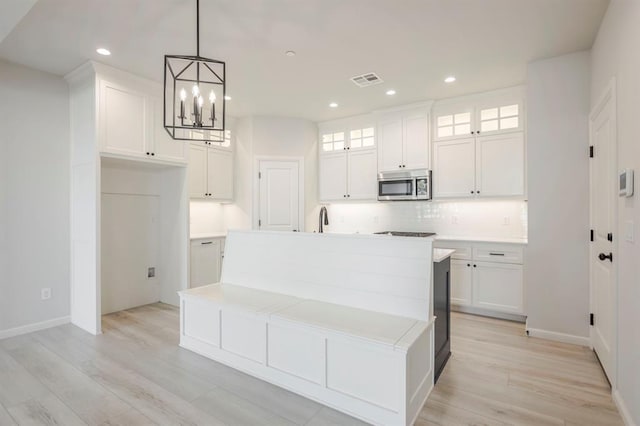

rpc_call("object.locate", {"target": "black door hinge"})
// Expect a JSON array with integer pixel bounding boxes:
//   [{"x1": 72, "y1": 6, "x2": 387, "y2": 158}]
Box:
[
  {"x1": 607, "y1": 233, "x2": 613, "y2": 242},
  {"x1": 258, "y1": 219, "x2": 261, "y2": 227},
  {"x1": 590, "y1": 313, "x2": 594, "y2": 326},
  {"x1": 589, "y1": 146, "x2": 594, "y2": 158},
  {"x1": 258, "y1": 172, "x2": 262, "y2": 179},
  {"x1": 590, "y1": 229, "x2": 594, "y2": 242}
]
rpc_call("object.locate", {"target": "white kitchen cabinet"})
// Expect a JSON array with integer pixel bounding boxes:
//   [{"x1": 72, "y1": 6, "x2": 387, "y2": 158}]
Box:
[
  {"x1": 190, "y1": 238, "x2": 222, "y2": 287},
  {"x1": 377, "y1": 119, "x2": 403, "y2": 172},
  {"x1": 347, "y1": 150, "x2": 378, "y2": 199},
  {"x1": 149, "y1": 97, "x2": 187, "y2": 162},
  {"x1": 476, "y1": 99, "x2": 523, "y2": 136},
  {"x1": 99, "y1": 79, "x2": 186, "y2": 164},
  {"x1": 319, "y1": 152, "x2": 347, "y2": 201},
  {"x1": 319, "y1": 149, "x2": 376, "y2": 201},
  {"x1": 432, "y1": 132, "x2": 524, "y2": 199},
  {"x1": 475, "y1": 132, "x2": 524, "y2": 197},
  {"x1": 472, "y1": 262, "x2": 523, "y2": 314},
  {"x1": 318, "y1": 119, "x2": 377, "y2": 202},
  {"x1": 208, "y1": 149, "x2": 234, "y2": 200},
  {"x1": 434, "y1": 240, "x2": 525, "y2": 316},
  {"x1": 450, "y1": 259, "x2": 472, "y2": 306},
  {"x1": 432, "y1": 104, "x2": 475, "y2": 142},
  {"x1": 377, "y1": 109, "x2": 429, "y2": 172},
  {"x1": 188, "y1": 144, "x2": 233, "y2": 201},
  {"x1": 432, "y1": 137, "x2": 476, "y2": 198}
]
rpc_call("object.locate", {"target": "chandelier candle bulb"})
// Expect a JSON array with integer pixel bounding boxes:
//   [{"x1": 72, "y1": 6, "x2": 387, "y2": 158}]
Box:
[
  {"x1": 197, "y1": 96, "x2": 204, "y2": 126},
  {"x1": 179, "y1": 89, "x2": 187, "y2": 122},
  {"x1": 209, "y1": 90, "x2": 216, "y2": 123}
]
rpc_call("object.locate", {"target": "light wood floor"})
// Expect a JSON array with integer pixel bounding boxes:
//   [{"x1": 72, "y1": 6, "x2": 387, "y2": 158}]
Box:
[{"x1": 0, "y1": 305, "x2": 623, "y2": 426}]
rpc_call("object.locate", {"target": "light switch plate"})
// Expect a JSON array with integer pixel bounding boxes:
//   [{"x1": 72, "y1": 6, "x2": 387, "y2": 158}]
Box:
[
  {"x1": 41, "y1": 288, "x2": 51, "y2": 300},
  {"x1": 625, "y1": 221, "x2": 634, "y2": 243}
]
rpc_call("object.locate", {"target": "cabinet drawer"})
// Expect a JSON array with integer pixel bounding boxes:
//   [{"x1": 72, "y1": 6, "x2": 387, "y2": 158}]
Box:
[
  {"x1": 473, "y1": 244, "x2": 523, "y2": 264},
  {"x1": 433, "y1": 242, "x2": 472, "y2": 260}
]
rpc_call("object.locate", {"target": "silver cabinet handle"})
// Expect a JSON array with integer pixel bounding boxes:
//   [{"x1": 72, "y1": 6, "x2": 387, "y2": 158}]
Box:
[{"x1": 489, "y1": 252, "x2": 505, "y2": 256}]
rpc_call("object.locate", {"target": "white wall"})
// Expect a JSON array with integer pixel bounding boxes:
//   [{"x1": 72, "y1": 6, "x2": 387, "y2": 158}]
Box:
[
  {"x1": 591, "y1": 1, "x2": 640, "y2": 423},
  {"x1": 525, "y1": 52, "x2": 591, "y2": 341},
  {"x1": 323, "y1": 200, "x2": 527, "y2": 237},
  {"x1": 0, "y1": 60, "x2": 70, "y2": 334}
]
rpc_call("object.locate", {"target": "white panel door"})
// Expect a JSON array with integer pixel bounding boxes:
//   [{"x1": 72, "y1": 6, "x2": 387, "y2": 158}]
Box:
[
  {"x1": 100, "y1": 80, "x2": 147, "y2": 157},
  {"x1": 347, "y1": 149, "x2": 377, "y2": 200},
  {"x1": 432, "y1": 137, "x2": 475, "y2": 198},
  {"x1": 403, "y1": 112, "x2": 429, "y2": 169},
  {"x1": 149, "y1": 97, "x2": 187, "y2": 163},
  {"x1": 188, "y1": 144, "x2": 208, "y2": 199},
  {"x1": 319, "y1": 152, "x2": 347, "y2": 201},
  {"x1": 189, "y1": 239, "x2": 221, "y2": 287},
  {"x1": 472, "y1": 262, "x2": 523, "y2": 314},
  {"x1": 475, "y1": 132, "x2": 524, "y2": 197},
  {"x1": 450, "y1": 259, "x2": 472, "y2": 306},
  {"x1": 207, "y1": 148, "x2": 234, "y2": 201},
  {"x1": 259, "y1": 160, "x2": 300, "y2": 231},
  {"x1": 377, "y1": 118, "x2": 404, "y2": 172},
  {"x1": 589, "y1": 84, "x2": 616, "y2": 383}
]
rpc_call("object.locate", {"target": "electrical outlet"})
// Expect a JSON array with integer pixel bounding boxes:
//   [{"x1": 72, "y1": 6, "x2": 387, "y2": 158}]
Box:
[
  {"x1": 503, "y1": 217, "x2": 511, "y2": 225},
  {"x1": 373, "y1": 216, "x2": 379, "y2": 224},
  {"x1": 148, "y1": 267, "x2": 156, "y2": 278},
  {"x1": 41, "y1": 288, "x2": 51, "y2": 300},
  {"x1": 452, "y1": 216, "x2": 458, "y2": 225}
]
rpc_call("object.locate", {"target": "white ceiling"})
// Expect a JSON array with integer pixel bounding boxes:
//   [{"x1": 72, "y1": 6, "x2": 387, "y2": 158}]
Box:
[{"x1": 0, "y1": 0, "x2": 608, "y2": 122}]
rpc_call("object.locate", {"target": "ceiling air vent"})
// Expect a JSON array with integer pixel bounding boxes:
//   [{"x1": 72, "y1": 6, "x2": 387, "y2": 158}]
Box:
[{"x1": 350, "y1": 72, "x2": 384, "y2": 88}]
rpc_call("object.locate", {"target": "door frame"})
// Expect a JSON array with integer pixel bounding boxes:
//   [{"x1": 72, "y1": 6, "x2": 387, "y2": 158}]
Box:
[
  {"x1": 252, "y1": 156, "x2": 305, "y2": 231},
  {"x1": 588, "y1": 78, "x2": 618, "y2": 388}
]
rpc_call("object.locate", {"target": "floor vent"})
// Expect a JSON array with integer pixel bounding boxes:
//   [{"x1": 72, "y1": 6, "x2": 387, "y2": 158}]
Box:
[{"x1": 350, "y1": 72, "x2": 383, "y2": 87}]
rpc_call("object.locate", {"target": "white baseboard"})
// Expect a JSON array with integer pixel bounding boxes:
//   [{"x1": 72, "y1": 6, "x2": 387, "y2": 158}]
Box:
[
  {"x1": 525, "y1": 327, "x2": 590, "y2": 347},
  {"x1": 0, "y1": 316, "x2": 70, "y2": 340},
  {"x1": 613, "y1": 389, "x2": 637, "y2": 426}
]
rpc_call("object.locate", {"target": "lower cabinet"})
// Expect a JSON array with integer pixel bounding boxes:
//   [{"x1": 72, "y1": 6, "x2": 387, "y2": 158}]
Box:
[
  {"x1": 190, "y1": 238, "x2": 224, "y2": 287},
  {"x1": 439, "y1": 241, "x2": 524, "y2": 316}
]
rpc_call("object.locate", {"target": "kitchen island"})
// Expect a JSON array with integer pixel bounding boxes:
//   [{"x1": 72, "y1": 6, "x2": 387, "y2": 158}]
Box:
[{"x1": 179, "y1": 230, "x2": 435, "y2": 426}]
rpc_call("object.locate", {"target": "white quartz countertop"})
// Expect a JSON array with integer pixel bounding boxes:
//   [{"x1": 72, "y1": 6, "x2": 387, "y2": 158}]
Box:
[
  {"x1": 434, "y1": 235, "x2": 528, "y2": 245},
  {"x1": 190, "y1": 232, "x2": 227, "y2": 240},
  {"x1": 433, "y1": 248, "x2": 456, "y2": 263}
]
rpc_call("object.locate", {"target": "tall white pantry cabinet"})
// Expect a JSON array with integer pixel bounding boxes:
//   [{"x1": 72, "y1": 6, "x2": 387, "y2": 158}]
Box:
[{"x1": 66, "y1": 61, "x2": 189, "y2": 335}]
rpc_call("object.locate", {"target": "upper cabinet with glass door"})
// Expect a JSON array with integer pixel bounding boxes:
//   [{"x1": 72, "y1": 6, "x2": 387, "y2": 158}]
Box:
[
  {"x1": 432, "y1": 86, "x2": 524, "y2": 141},
  {"x1": 320, "y1": 120, "x2": 376, "y2": 154}
]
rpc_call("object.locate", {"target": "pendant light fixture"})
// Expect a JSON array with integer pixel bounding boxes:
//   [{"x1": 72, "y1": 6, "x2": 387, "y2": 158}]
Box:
[{"x1": 164, "y1": 0, "x2": 226, "y2": 141}]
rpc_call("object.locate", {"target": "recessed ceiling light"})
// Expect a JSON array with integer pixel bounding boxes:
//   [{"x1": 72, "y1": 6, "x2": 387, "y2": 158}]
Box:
[
  {"x1": 386, "y1": 89, "x2": 396, "y2": 96},
  {"x1": 329, "y1": 102, "x2": 338, "y2": 108},
  {"x1": 96, "y1": 48, "x2": 111, "y2": 56},
  {"x1": 224, "y1": 95, "x2": 231, "y2": 101},
  {"x1": 444, "y1": 76, "x2": 456, "y2": 83},
  {"x1": 285, "y1": 50, "x2": 296, "y2": 57}
]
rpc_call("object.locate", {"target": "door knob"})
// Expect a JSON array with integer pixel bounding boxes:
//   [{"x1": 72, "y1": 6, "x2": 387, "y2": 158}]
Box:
[{"x1": 598, "y1": 252, "x2": 613, "y2": 262}]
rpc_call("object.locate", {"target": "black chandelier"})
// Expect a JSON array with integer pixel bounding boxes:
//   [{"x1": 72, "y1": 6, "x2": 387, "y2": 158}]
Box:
[{"x1": 164, "y1": 0, "x2": 226, "y2": 141}]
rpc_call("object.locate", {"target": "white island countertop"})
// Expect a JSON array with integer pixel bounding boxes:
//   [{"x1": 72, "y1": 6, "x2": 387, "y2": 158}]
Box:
[
  {"x1": 190, "y1": 232, "x2": 227, "y2": 240},
  {"x1": 433, "y1": 248, "x2": 456, "y2": 263}
]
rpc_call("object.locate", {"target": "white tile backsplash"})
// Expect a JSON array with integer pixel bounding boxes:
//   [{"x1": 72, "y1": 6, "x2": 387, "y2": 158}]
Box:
[
  {"x1": 189, "y1": 201, "x2": 225, "y2": 235},
  {"x1": 323, "y1": 200, "x2": 527, "y2": 238}
]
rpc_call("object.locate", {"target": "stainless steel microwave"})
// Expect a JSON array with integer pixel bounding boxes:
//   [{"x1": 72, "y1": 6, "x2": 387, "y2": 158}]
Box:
[{"x1": 377, "y1": 169, "x2": 432, "y2": 201}]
